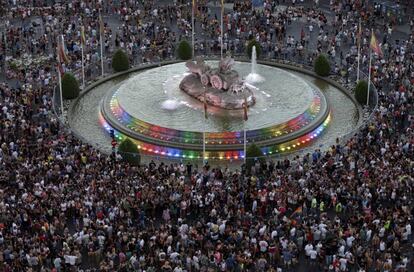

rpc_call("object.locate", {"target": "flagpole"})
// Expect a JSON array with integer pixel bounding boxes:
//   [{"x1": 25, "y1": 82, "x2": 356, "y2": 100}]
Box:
[
  {"x1": 3, "y1": 33, "x2": 7, "y2": 71},
  {"x1": 192, "y1": 0, "x2": 195, "y2": 59},
  {"x1": 100, "y1": 30, "x2": 104, "y2": 76},
  {"x1": 57, "y1": 36, "x2": 64, "y2": 120},
  {"x1": 356, "y1": 18, "x2": 361, "y2": 82},
  {"x1": 81, "y1": 41, "x2": 85, "y2": 88},
  {"x1": 203, "y1": 87, "x2": 206, "y2": 165},
  {"x1": 100, "y1": 12, "x2": 104, "y2": 77},
  {"x1": 243, "y1": 120, "x2": 246, "y2": 165},
  {"x1": 203, "y1": 131, "x2": 206, "y2": 165},
  {"x1": 243, "y1": 95, "x2": 247, "y2": 164},
  {"x1": 367, "y1": 48, "x2": 372, "y2": 107},
  {"x1": 220, "y1": 0, "x2": 224, "y2": 59},
  {"x1": 58, "y1": 69, "x2": 63, "y2": 118}
]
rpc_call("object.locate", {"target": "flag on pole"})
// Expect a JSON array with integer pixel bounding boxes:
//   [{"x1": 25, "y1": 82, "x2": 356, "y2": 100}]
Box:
[
  {"x1": 99, "y1": 14, "x2": 104, "y2": 35},
  {"x1": 56, "y1": 57, "x2": 64, "y2": 75},
  {"x1": 370, "y1": 30, "x2": 382, "y2": 56},
  {"x1": 243, "y1": 97, "x2": 248, "y2": 121},
  {"x1": 290, "y1": 205, "x2": 303, "y2": 218},
  {"x1": 80, "y1": 26, "x2": 86, "y2": 46},
  {"x1": 58, "y1": 35, "x2": 69, "y2": 63},
  {"x1": 204, "y1": 91, "x2": 208, "y2": 119},
  {"x1": 357, "y1": 20, "x2": 362, "y2": 42}
]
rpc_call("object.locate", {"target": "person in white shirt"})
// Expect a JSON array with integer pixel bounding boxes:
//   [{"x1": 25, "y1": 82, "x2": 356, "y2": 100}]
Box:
[
  {"x1": 406, "y1": 223, "x2": 412, "y2": 239},
  {"x1": 379, "y1": 240, "x2": 386, "y2": 251},
  {"x1": 305, "y1": 243, "x2": 313, "y2": 257},
  {"x1": 309, "y1": 249, "x2": 318, "y2": 265},
  {"x1": 346, "y1": 235, "x2": 355, "y2": 248},
  {"x1": 259, "y1": 240, "x2": 268, "y2": 252},
  {"x1": 339, "y1": 257, "x2": 347, "y2": 271}
]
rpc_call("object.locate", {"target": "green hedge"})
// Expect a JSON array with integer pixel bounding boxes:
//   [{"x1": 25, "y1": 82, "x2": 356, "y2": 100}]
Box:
[
  {"x1": 245, "y1": 143, "x2": 265, "y2": 175},
  {"x1": 61, "y1": 73, "x2": 80, "y2": 99},
  {"x1": 354, "y1": 80, "x2": 369, "y2": 105},
  {"x1": 246, "y1": 40, "x2": 261, "y2": 59},
  {"x1": 112, "y1": 49, "x2": 130, "y2": 72},
  {"x1": 177, "y1": 40, "x2": 192, "y2": 60},
  {"x1": 118, "y1": 138, "x2": 141, "y2": 165},
  {"x1": 314, "y1": 55, "x2": 330, "y2": 77}
]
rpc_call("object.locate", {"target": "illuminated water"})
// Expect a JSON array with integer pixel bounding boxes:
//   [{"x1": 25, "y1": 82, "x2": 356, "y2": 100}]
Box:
[{"x1": 115, "y1": 62, "x2": 315, "y2": 132}]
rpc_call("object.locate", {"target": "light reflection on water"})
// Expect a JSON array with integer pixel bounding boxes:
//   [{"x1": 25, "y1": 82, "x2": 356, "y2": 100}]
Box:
[{"x1": 116, "y1": 62, "x2": 315, "y2": 132}]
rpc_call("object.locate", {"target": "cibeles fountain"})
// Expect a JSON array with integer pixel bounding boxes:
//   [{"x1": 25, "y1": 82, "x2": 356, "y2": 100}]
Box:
[
  {"x1": 180, "y1": 56, "x2": 256, "y2": 109},
  {"x1": 69, "y1": 44, "x2": 361, "y2": 161}
]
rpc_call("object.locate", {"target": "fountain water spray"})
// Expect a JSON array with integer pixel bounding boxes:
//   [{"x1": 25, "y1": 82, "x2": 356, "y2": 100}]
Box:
[
  {"x1": 161, "y1": 77, "x2": 181, "y2": 110},
  {"x1": 246, "y1": 45, "x2": 265, "y2": 84}
]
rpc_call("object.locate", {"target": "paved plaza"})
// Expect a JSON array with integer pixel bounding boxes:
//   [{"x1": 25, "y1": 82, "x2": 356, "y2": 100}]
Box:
[{"x1": 0, "y1": 0, "x2": 413, "y2": 271}]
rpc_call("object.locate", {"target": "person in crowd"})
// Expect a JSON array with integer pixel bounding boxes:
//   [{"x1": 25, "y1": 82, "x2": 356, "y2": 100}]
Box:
[{"x1": 0, "y1": 0, "x2": 413, "y2": 271}]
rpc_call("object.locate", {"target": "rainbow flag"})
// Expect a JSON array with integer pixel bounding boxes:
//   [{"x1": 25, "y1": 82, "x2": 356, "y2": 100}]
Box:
[
  {"x1": 290, "y1": 205, "x2": 303, "y2": 218},
  {"x1": 56, "y1": 61, "x2": 64, "y2": 75},
  {"x1": 99, "y1": 14, "x2": 104, "y2": 35},
  {"x1": 80, "y1": 26, "x2": 86, "y2": 46},
  {"x1": 370, "y1": 30, "x2": 382, "y2": 56},
  {"x1": 58, "y1": 35, "x2": 69, "y2": 63},
  {"x1": 81, "y1": 26, "x2": 86, "y2": 45}
]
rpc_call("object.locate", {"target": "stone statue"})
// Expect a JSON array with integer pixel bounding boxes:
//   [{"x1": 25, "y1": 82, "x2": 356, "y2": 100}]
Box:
[
  {"x1": 180, "y1": 57, "x2": 256, "y2": 110},
  {"x1": 184, "y1": 56, "x2": 248, "y2": 92}
]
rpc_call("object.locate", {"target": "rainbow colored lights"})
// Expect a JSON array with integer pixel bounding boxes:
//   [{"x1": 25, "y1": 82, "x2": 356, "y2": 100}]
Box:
[
  {"x1": 99, "y1": 109, "x2": 332, "y2": 160},
  {"x1": 107, "y1": 88, "x2": 323, "y2": 145}
]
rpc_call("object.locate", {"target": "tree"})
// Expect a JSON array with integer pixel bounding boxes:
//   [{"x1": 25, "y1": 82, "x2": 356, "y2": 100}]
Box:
[
  {"x1": 177, "y1": 40, "x2": 192, "y2": 60},
  {"x1": 61, "y1": 73, "x2": 80, "y2": 99},
  {"x1": 314, "y1": 55, "x2": 331, "y2": 77},
  {"x1": 112, "y1": 49, "x2": 130, "y2": 72},
  {"x1": 247, "y1": 40, "x2": 261, "y2": 59},
  {"x1": 245, "y1": 143, "x2": 265, "y2": 175},
  {"x1": 354, "y1": 80, "x2": 369, "y2": 105},
  {"x1": 118, "y1": 138, "x2": 141, "y2": 166}
]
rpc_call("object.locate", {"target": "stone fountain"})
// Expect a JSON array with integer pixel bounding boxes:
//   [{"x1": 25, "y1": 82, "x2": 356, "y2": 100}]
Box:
[{"x1": 179, "y1": 57, "x2": 256, "y2": 110}]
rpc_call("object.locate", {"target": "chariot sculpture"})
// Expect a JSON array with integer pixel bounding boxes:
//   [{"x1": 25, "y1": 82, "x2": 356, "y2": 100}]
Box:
[{"x1": 179, "y1": 57, "x2": 256, "y2": 110}]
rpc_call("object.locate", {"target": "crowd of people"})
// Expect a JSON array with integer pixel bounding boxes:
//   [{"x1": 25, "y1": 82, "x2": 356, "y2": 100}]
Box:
[{"x1": 0, "y1": 0, "x2": 413, "y2": 271}]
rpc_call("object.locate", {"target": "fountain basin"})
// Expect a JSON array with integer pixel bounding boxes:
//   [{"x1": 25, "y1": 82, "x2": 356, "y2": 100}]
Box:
[
  {"x1": 68, "y1": 60, "x2": 361, "y2": 160},
  {"x1": 179, "y1": 74, "x2": 255, "y2": 109},
  {"x1": 98, "y1": 61, "x2": 332, "y2": 158}
]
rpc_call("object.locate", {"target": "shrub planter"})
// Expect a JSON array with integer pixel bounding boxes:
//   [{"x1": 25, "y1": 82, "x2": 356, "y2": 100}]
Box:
[
  {"x1": 62, "y1": 73, "x2": 80, "y2": 99},
  {"x1": 112, "y1": 49, "x2": 130, "y2": 72},
  {"x1": 314, "y1": 55, "x2": 330, "y2": 77},
  {"x1": 118, "y1": 138, "x2": 141, "y2": 165},
  {"x1": 177, "y1": 40, "x2": 192, "y2": 60},
  {"x1": 354, "y1": 80, "x2": 369, "y2": 105}
]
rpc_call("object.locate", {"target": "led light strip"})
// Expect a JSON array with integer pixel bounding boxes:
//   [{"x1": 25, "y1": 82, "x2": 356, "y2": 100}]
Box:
[
  {"x1": 108, "y1": 88, "x2": 322, "y2": 145},
  {"x1": 99, "y1": 111, "x2": 331, "y2": 160}
]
